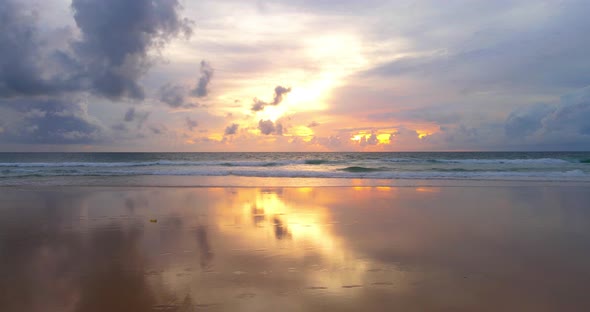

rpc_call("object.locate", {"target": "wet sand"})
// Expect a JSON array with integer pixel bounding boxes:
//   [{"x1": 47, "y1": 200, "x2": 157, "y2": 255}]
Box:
[{"x1": 1, "y1": 185, "x2": 590, "y2": 311}]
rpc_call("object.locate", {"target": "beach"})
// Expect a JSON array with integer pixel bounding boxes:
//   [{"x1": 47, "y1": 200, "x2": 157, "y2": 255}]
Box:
[
  {"x1": 3, "y1": 0, "x2": 589, "y2": 309},
  {"x1": 2, "y1": 183, "x2": 590, "y2": 312}
]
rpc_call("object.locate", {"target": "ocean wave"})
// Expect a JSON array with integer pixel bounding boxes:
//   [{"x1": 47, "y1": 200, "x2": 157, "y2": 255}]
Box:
[
  {"x1": 2, "y1": 168, "x2": 588, "y2": 181},
  {"x1": 432, "y1": 158, "x2": 571, "y2": 164},
  {"x1": 304, "y1": 159, "x2": 334, "y2": 165},
  {"x1": 382, "y1": 158, "x2": 415, "y2": 163},
  {"x1": 0, "y1": 157, "x2": 579, "y2": 169},
  {"x1": 385, "y1": 158, "x2": 573, "y2": 165},
  {"x1": 0, "y1": 160, "x2": 301, "y2": 168},
  {"x1": 380, "y1": 157, "x2": 574, "y2": 164},
  {"x1": 339, "y1": 166, "x2": 384, "y2": 173}
]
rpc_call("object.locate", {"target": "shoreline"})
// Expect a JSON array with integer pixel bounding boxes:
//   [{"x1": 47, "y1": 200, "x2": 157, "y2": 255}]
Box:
[{"x1": 2, "y1": 175, "x2": 590, "y2": 188}]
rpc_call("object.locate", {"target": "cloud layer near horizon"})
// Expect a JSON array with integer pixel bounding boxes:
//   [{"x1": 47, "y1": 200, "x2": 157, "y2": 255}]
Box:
[{"x1": 1, "y1": 0, "x2": 590, "y2": 151}]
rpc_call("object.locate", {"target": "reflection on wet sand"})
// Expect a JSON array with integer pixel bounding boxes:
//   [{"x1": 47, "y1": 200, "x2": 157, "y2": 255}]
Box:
[{"x1": 1, "y1": 186, "x2": 590, "y2": 311}]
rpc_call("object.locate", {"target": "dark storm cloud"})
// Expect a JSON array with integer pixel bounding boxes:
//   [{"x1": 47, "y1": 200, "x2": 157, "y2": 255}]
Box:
[
  {"x1": 0, "y1": 0, "x2": 193, "y2": 147},
  {"x1": 70, "y1": 0, "x2": 193, "y2": 100},
  {"x1": 258, "y1": 119, "x2": 283, "y2": 135},
  {"x1": 0, "y1": 0, "x2": 68, "y2": 98},
  {"x1": 0, "y1": 98, "x2": 105, "y2": 144},
  {"x1": 250, "y1": 86, "x2": 292, "y2": 112},
  {"x1": 224, "y1": 123, "x2": 239, "y2": 135},
  {"x1": 1, "y1": 0, "x2": 194, "y2": 101},
  {"x1": 191, "y1": 60, "x2": 214, "y2": 98}
]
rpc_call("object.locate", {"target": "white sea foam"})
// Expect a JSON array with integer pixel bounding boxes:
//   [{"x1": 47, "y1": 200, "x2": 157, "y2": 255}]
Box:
[
  {"x1": 433, "y1": 158, "x2": 571, "y2": 164},
  {"x1": 1, "y1": 153, "x2": 588, "y2": 182},
  {"x1": 381, "y1": 158, "x2": 572, "y2": 164},
  {"x1": 2, "y1": 167, "x2": 589, "y2": 181},
  {"x1": 0, "y1": 157, "x2": 574, "y2": 168},
  {"x1": 0, "y1": 160, "x2": 300, "y2": 168}
]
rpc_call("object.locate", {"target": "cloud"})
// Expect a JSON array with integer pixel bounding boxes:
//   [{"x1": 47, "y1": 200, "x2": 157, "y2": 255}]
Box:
[
  {"x1": 0, "y1": 98, "x2": 105, "y2": 144},
  {"x1": 191, "y1": 60, "x2": 214, "y2": 98},
  {"x1": 251, "y1": 85, "x2": 292, "y2": 112},
  {"x1": 368, "y1": 107, "x2": 462, "y2": 125},
  {"x1": 159, "y1": 83, "x2": 187, "y2": 108},
  {"x1": 307, "y1": 121, "x2": 320, "y2": 128},
  {"x1": 309, "y1": 135, "x2": 346, "y2": 150},
  {"x1": 224, "y1": 123, "x2": 239, "y2": 135},
  {"x1": 111, "y1": 123, "x2": 128, "y2": 132},
  {"x1": 388, "y1": 127, "x2": 422, "y2": 147},
  {"x1": 158, "y1": 61, "x2": 214, "y2": 108},
  {"x1": 258, "y1": 119, "x2": 283, "y2": 135},
  {"x1": 0, "y1": 0, "x2": 193, "y2": 148},
  {"x1": 502, "y1": 86, "x2": 590, "y2": 148},
  {"x1": 1, "y1": 0, "x2": 192, "y2": 101},
  {"x1": 0, "y1": 0, "x2": 69, "y2": 98},
  {"x1": 251, "y1": 99, "x2": 266, "y2": 112},
  {"x1": 363, "y1": 1, "x2": 590, "y2": 94},
  {"x1": 504, "y1": 104, "x2": 553, "y2": 138},
  {"x1": 123, "y1": 107, "x2": 150, "y2": 129},
  {"x1": 271, "y1": 86, "x2": 292, "y2": 105},
  {"x1": 366, "y1": 133, "x2": 378, "y2": 145},
  {"x1": 70, "y1": 0, "x2": 192, "y2": 100},
  {"x1": 158, "y1": 83, "x2": 204, "y2": 108},
  {"x1": 546, "y1": 89, "x2": 590, "y2": 135},
  {"x1": 149, "y1": 124, "x2": 167, "y2": 135},
  {"x1": 185, "y1": 117, "x2": 198, "y2": 131}
]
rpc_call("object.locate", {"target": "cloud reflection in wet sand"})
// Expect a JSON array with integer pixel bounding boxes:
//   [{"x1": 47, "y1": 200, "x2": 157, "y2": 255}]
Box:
[{"x1": 1, "y1": 186, "x2": 590, "y2": 311}]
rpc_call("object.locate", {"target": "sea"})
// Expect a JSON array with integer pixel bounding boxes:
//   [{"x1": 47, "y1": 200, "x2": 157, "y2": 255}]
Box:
[{"x1": 1, "y1": 152, "x2": 589, "y2": 186}]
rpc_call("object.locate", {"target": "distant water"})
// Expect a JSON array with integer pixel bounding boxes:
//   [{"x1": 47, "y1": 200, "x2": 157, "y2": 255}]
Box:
[{"x1": 1, "y1": 152, "x2": 590, "y2": 184}]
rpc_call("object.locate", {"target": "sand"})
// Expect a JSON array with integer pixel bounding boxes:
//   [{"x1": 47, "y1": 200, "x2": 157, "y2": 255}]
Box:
[{"x1": 1, "y1": 185, "x2": 590, "y2": 311}]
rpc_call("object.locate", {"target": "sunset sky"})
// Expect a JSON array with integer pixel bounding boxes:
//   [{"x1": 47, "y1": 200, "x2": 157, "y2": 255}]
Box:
[{"x1": 1, "y1": 0, "x2": 590, "y2": 151}]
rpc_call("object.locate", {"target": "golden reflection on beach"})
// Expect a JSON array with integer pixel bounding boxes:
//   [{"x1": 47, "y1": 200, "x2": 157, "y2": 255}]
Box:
[
  {"x1": 415, "y1": 187, "x2": 440, "y2": 193},
  {"x1": 2, "y1": 186, "x2": 590, "y2": 312},
  {"x1": 210, "y1": 188, "x2": 369, "y2": 291}
]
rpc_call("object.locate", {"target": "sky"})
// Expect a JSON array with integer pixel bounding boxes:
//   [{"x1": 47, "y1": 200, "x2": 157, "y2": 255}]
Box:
[{"x1": 1, "y1": 0, "x2": 590, "y2": 152}]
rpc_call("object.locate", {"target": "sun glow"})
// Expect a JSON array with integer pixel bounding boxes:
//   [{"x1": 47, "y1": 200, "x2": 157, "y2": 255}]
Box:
[
  {"x1": 417, "y1": 130, "x2": 433, "y2": 139},
  {"x1": 257, "y1": 105, "x2": 288, "y2": 122},
  {"x1": 351, "y1": 132, "x2": 391, "y2": 145},
  {"x1": 351, "y1": 133, "x2": 365, "y2": 142},
  {"x1": 242, "y1": 33, "x2": 369, "y2": 128},
  {"x1": 377, "y1": 133, "x2": 391, "y2": 144},
  {"x1": 287, "y1": 125, "x2": 314, "y2": 141}
]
